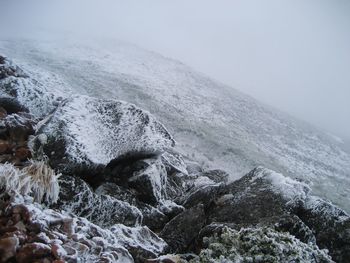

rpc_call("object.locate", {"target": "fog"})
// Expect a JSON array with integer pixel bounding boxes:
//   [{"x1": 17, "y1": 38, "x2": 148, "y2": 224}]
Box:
[{"x1": 1, "y1": 0, "x2": 350, "y2": 140}]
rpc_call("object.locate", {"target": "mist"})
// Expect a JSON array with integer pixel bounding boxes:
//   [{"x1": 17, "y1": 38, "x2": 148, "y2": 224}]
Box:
[{"x1": 1, "y1": 0, "x2": 350, "y2": 140}]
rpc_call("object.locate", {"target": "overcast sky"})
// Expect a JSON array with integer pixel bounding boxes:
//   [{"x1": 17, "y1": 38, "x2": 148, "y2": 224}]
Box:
[{"x1": 1, "y1": 0, "x2": 350, "y2": 140}]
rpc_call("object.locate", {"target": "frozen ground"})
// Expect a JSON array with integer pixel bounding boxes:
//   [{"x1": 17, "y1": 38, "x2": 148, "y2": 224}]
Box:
[{"x1": 1, "y1": 36, "x2": 349, "y2": 212}]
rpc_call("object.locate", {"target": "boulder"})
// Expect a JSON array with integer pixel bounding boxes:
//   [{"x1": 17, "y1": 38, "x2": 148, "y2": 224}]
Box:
[
  {"x1": 207, "y1": 166, "x2": 310, "y2": 224},
  {"x1": 32, "y1": 95, "x2": 175, "y2": 178},
  {"x1": 53, "y1": 175, "x2": 142, "y2": 227},
  {"x1": 0, "y1": 57, "x2": 61, "y2": 118},
  {"x1": 0, "y1": 97, "x2": 29, "y2": 114},
  {"x1": 160, "y1": 204, "x2": 206, "y2": 253},
  {"x1": 295, "y1": 196, "x2": 350, "y2": 262},
  {"x1": 179, "y1": 183, "x2": 224, "y2": 209},
  {"x1": 127, "y1": 158, "x2": 168, "y2": 205},
  {"x1": 0, "y1": 113, "x2": 35, "y2": 142}
]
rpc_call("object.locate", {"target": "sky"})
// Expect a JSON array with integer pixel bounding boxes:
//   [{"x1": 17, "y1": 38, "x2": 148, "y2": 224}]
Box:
[{"x1": 1, "y1": 0, "x2": 350, "y2": 140}]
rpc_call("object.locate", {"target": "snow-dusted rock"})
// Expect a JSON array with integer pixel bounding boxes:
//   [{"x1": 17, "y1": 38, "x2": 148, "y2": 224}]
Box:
[
  {"x1": 33, "y1": 95, "x2": 175, "y2": 176},
  {"x1": 128, "y1": 158, "x2": 168, "y2": 205},
  {"x1": 0, "y1": 97, "x2": 29, "y2": 114},
  {"x1": 96, "y1": 181, "x2": 184, "y2": 232},
  {"x1": 296, "y1": 196, "x2": 350, "y2": 262},
  {"x1": 205, "y1": 166, "x2": 350, "y2": 262},
  {"x1": 207, "y1": 166, "x2": 311, "y2": 224},
  {"x1": 0, "y1": 56, "x2": 62, "y2": 117},
  {"x1": 110, "y1": 224, "x2": 167, "y2": 262},
  {"x1": 179, "y1": 183, "x2": 224, "y2": 209},
  {"x1": 54, "y1": 175, "x2": 143, "y2": 227}
]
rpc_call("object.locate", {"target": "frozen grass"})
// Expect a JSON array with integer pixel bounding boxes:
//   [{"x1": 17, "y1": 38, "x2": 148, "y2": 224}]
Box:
[{"x1": 0, "y1": 161, "x2": 60, "y2": 204}]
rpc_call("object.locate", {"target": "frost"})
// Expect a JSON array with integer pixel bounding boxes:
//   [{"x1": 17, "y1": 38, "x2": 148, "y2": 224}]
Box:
[
  {"x1": 37, "y1": 95, "x2": 175, "y2": 167},
  {"x1": 0, "y1": 161, "x2": 60, "y2": 204},
  {"x1": 251, "y1": 166, "x2": 311, "y2": 206},
  {"x1": 190, "y1": 227, "x2": 334, "y2": 263}
]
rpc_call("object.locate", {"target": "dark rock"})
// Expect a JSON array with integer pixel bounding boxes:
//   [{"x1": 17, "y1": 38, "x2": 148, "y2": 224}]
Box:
[
  {"x1": 95, "y1": 182, "x2": 137, "y2": 204},
  {"x1": 207, "y1": 167, "x2": 310, "y2": 224},
  {"x1": 0, "y1": 107, "x2": 7, "y2": 119},
  {"x1": 0, "y1": 236, "x2": 19, "y2": 262},
  {"x1": 52, "y1": 175, "x2": 142, "y2": 227},
  {"x1": 16, "y1": 243, "x2": 52, "y2": 263},
  {"x1": 14, "y1": 146, "x2": 32, "y2": 161},
  {"x1": 180, "y1": 183, "x2": 224, "y2": 209},
  {"x1": 160, "y1": 204, "x2": 206, "y2": 253},
  {"x1": 296, "y1": 197, "x2": 350, "y2": 263},
  {"x1": 0, "y1": 140, "x2": 11, "y2": 154},
  {"x1": 0, "y1": 97, "x2": 29, "y2": 114},
  {"x1": 0, "y1": 113, "x2": 35, "y2": 142},
  {"x1": 139, "y1": 205, "x2": 169, "y2": 232},
  {"x1": 127, "y1": 158, "x2": 167, "y2": 205},
  {"x1": 200, "y1": 169, "x2": 229, "y2": 184}
]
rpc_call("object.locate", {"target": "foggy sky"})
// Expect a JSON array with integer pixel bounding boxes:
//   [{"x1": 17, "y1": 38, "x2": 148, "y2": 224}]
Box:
[{"x1": 1, "y1": 0, "x2": 350, "y2": 140}]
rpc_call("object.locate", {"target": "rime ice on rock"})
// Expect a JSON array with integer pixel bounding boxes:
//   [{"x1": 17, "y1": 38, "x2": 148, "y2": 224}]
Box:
[{"x1": 33, "y1": 95, "x2": 175, "y2": 173}]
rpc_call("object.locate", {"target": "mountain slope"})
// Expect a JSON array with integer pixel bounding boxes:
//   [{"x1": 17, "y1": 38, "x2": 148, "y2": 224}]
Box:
[{"x1": 0, "y1": 37, "x2": 349, "y2": 212}]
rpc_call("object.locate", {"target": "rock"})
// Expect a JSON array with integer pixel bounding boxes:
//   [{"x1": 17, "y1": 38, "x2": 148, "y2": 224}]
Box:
[
  {"x1": 32, "y1": 95, "x2": 175, "y2": 178},
  {"x1": 0, "y1": 57, "x2": 60, "y2": 118},
  {"x1": 0, "y1": 97, "x2": 29, "y2": 114},
  {"x1": 0, "y1": 113, "x2": 35, "y2": 143},
  {"x1": 95, "y1": 182, "x2": 137, "y2": 204},
  {"x1": 16, "y1": 243, "x2": 52, "y2": 263},
  {"x1": 207, "y1": 166, "x2": 310, "y2": 224},
  {"x1": 0, "y1": 236, "x2": 19, "y2": 262},
  {"x1": 200, "y1": 169, "x2": 229, "y2": 184},
  {"x1": 0, "y1": 140, "x2": 10, "y2": 154},
  {"x1": 179, "y1": 183, "x2": 224, "y2": 209},
  {"x1": 139, "y1": 205, "x2": 169, "y2": 232},
  {"x1": 0, "y1": 108, "x2": 6, "y2": 119},
  {"x1": 96, "y1": 182, "x2": 183, "y2": 232},
  {"x1": 160, "y1": 204, "x2": 206, "y2": 253},
  {"x1": 110, "y1": 224, "x2": 167, "y2": 263},
  {"x1": 295, "y1": 196, "x2": 350, "y2": 263},
  {"x1": 128, "y1": 158, "x2": 168, "y2": 205},
  {"x1": 161, "y1": 151, "x2": 188, "y2": 175},
  {"x1": 14, "y1": 146, "x2": 32, "y2": 161},
  {"x1": 53, "y1": 175, "x2": 142, "y2": 227}
]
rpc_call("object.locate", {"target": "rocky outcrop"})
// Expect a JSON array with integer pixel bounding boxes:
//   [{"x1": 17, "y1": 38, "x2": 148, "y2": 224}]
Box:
[{"x1": 31, "y1": 95, "x2": 175, "y2": 178}]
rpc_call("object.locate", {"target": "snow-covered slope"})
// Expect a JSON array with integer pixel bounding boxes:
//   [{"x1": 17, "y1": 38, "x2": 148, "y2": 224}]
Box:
[{"x1": 0, "y1": 37, "x2": 349, "y2": 212}]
